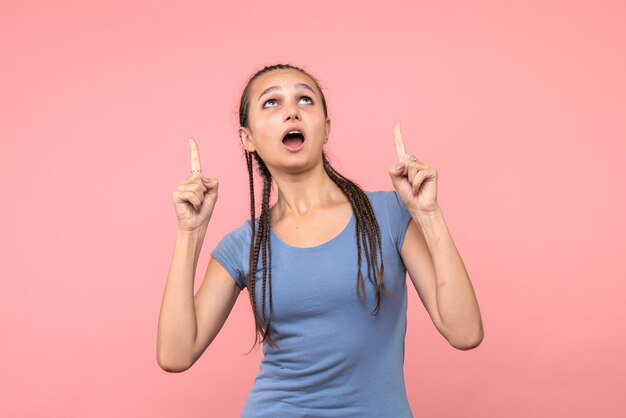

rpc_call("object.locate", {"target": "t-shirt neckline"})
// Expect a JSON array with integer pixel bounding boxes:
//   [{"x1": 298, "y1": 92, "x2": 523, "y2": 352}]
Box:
[{"x1": 270, "y1": 213, "x2": 355, "y2": 251}]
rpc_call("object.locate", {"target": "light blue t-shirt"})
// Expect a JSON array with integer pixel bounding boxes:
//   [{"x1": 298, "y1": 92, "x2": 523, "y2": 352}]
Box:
[{"x1": 211, "y1": 190, "x2": 414, "y2": 417}]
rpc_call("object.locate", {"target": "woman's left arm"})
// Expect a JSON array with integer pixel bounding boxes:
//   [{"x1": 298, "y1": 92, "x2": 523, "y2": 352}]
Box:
[
  {"x1": 388, "y1": 122, "x2": 483, "y2": 350},
  {"x1": 401, "y1": 208, "x2": 484, "y2": 350}
]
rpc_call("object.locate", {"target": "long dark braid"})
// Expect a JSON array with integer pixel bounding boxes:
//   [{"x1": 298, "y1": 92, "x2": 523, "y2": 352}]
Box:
[
  {"x1": 244, "y1": 151, "x2": 274, "y2": 349},
  {"x1": 321, "y1": 153, "x2": 396, "y2": 310},
  {"x1": 239, "y1": 64, "x2": 389, "y2": 351}
]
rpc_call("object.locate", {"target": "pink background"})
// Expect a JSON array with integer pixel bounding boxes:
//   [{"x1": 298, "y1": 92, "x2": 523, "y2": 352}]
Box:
[{"x1": 1, "y1": 1, "x2": 625, "y2": 417}]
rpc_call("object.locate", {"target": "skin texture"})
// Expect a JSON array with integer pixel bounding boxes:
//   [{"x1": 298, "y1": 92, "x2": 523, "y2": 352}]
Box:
[{"x1": 157, "y1": 68, "x2": 483, "y2": 373}]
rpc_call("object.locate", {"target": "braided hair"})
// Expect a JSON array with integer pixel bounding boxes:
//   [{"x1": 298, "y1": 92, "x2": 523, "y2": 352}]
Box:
[{"x1": 238, "y1": 64, "x2": 389, "y2": 351}]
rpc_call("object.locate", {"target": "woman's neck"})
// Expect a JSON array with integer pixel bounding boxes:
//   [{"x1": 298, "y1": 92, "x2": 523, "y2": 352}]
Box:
[{"x1": 270, "y1": 162, "x2": 346, "y2": 221}]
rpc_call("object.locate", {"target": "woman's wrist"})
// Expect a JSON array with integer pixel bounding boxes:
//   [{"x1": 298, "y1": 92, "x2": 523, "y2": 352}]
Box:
[
  {"x1": 176, "y1": 222, "x2": 208, "y2": 235},
  {"x1": 175, "y1": 225, "x2": 207, "y2": 266},
  {"x1": 410, "y1": 205, "x2": 443, "y2": 222},
  {"x1": 410, "y1": 206, "x2": 448, "y2": 245}
]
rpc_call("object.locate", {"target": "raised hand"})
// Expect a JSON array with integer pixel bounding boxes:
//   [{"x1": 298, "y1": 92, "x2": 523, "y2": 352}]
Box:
[
  {"x1": 388, "y1": 122, "x2": 439, "y2": 213},
  {"x1": 172, "y1": 138, "x2": 219, "y2": 231}
]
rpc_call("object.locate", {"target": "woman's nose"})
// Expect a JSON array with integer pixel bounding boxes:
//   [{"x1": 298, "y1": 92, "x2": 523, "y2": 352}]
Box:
[{"x1": 284, "y1": 103, "x2": 300, "y2": 121}]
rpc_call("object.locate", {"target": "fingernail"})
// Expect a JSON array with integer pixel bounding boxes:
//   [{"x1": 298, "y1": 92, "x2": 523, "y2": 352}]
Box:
[{"x1": 395, "y1": 164, "x2": 403, "y2": 170}]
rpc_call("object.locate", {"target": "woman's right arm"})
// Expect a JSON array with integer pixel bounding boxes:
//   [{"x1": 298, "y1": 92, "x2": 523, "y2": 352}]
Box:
[{"x1": 156, "y1": 138, "x2": 241, "y2": 373}]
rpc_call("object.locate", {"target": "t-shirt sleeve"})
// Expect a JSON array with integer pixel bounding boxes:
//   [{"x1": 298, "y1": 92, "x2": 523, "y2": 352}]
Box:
[
  {"x1": 210, "y1": 223, "x2": 249, "y2": 290},
  {"x1": 386, "y1": 191, "x2": 413, "y2": 253}
]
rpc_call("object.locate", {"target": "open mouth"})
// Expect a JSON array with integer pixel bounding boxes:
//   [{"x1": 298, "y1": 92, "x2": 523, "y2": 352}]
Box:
[{"x1": 282, "y1": 130, "x2": 305, "y2": 150}]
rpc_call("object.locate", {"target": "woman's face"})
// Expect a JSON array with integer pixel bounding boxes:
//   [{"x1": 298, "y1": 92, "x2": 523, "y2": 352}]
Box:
[{"x1": 239, "y1": 69, "x2": 331, "y2": 173}]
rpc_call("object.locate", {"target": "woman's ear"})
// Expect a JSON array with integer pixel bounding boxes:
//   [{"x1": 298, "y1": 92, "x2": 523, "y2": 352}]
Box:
[{"x1": 238, "y1": 127, "x2": 255, "y2": 152}]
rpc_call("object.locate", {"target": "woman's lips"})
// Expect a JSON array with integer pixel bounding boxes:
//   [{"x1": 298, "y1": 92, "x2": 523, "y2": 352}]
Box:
[{"x1": 282, "y1": 130, "x2": 305, "y2": 151}]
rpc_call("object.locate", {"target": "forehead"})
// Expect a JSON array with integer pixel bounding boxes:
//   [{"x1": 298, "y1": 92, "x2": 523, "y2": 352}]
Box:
[{"x1": 250, "y1": 69, "x2": 319, "y2": 96}]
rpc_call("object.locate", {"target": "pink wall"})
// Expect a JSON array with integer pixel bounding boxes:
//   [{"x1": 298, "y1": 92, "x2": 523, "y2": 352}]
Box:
[{"x1": 1, "y1": 1, "x2": 625, "y2": 417}]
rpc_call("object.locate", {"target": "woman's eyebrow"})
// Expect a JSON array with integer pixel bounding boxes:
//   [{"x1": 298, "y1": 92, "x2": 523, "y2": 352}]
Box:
[
  {"x1": 294, "y1": 83, "x2": 316, "y2": 94},
  {"x1": 257, "y1": 83, "x2": 316, "y2": 102}
]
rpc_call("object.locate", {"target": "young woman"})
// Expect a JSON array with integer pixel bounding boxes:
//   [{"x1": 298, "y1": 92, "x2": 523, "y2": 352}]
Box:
[{"x1": 157, "y1": 63, "x2": 483, "y2": 417}]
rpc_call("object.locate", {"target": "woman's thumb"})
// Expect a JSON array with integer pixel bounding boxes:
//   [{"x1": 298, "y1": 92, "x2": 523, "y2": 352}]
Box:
[{"x1": 389, "y1": 163, "x2": 403, "y2": 175}]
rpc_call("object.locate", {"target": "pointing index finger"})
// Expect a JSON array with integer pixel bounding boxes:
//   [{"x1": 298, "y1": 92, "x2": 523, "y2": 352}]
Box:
[
  {"x1": 393, "y1": 121, "x2": 406, "y2": 160},
  {"x1": 188, "y1": 137, "x2": 202, "y2": 173}
]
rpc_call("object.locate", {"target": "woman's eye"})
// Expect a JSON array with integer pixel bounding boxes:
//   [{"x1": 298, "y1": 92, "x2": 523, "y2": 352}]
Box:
[
  {"x1": 263, "y1": 99, "x2": 278, "y2": 108},
  {"x1": 299, "y1": 96, "x2": 313, "y2": 104}
]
